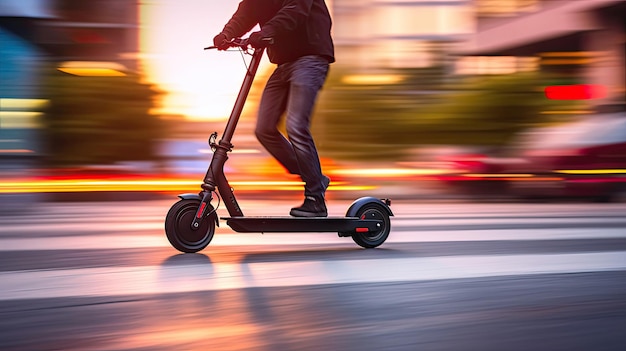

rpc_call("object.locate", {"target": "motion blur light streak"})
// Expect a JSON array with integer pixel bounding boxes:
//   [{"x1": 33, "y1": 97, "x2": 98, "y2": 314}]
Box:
[
  {"x1": 0, "y1": 179, "x2": 374, "y2": 194},
  {"x1": 0, "y1": 98, "x2": 48, "y2": 109},
  {"x1": 544, "y1": 84, "x2": 607, "y2": 100},
  {"x1": 513, "y1": 177, "x2": 563, "y2": 181},
  {"x1": 0, "y1": 112, "x2": 42, "y2": 128},
  {"x1": 0, "y1": 149, "x2": 34, "y2": 154},
  {"x1": 57, "y1": 61, "x2": 127, "y2": 77},
  {"x1": 333, "y1": 168, "x2": 453, "y2": 177},
  {"x1": 0, "y1": 163, "x2": 437, "y2": 194},
  {"x1": 0, "y1": 98, "x2": 47, "y2": 129},
  {"x1": 57, "y1": 68, "x2": 127, "y2": 77},
  {"x1": 437, "y1": 175, "x2": 564, "y2": 182},
  {"x1": 341, "y1": 74, "x2": 405, "y2": 85},
  {"x1": 540, "y1": 51, "x2": 603, "y2": 57},
  {"x1": 462, "y1": 173, "x2": 534, "y2": 178},
  {"x1": 555, "y1": 169, "x2": 626, "y2": 175},
  {"x1": 540, "y1": 110, "x2": 594, "y2": 115}
]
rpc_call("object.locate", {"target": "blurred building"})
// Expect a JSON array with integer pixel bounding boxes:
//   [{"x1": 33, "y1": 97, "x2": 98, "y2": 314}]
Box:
[
  {"x1": 330, "y1": 0, "x2": 475, "y2": 70},
  {"x1": 459, "y1": 0, "x2": 626, "y2": 105},
  {"x1": 0, "y1": 1, "x2": 52, "y2": 160},
  {"x1": 42, "y1": 0, "x2": 139, "y2": 71},
  {"x1": 0, "y1": 0, "x2": 140, "y2": 159},
  {"x1": 1, "y1": 0, "x2": 139, "y2": 208}
]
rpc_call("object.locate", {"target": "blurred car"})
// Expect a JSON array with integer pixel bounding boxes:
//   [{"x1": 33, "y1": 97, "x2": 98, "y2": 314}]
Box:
[{"x1": 439, "y1": 111, "x2": 626, "y2": 202}]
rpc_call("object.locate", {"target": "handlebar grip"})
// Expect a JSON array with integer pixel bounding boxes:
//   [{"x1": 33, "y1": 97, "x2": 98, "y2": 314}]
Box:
[{"x1": 203, "y1": 37, "x2": 274, "y2": 50}]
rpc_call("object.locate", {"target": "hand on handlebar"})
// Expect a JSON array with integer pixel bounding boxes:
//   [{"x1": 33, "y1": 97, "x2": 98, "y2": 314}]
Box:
[
  {"x1": 206, "y1": 34, "x2": 273, "y2": 50},
  {"x1": 247, "y1": 32, "x2": 266, "y2": 49},
  {"x1": 212, "y1": 33, "x2": 230, "y2": 51}
]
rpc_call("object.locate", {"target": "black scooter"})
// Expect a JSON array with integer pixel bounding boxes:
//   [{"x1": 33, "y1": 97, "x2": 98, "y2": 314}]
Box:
[{"x1": 165, "y1": 38, "x2": 393, "y2": 253}]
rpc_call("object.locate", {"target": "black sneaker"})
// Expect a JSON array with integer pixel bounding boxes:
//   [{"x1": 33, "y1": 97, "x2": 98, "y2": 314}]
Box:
[{"x1": 290, "y1": 196, "x2": 328, "y2": 217}]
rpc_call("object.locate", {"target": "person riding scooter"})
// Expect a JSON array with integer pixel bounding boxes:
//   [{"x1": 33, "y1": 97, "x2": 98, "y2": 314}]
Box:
[{"x1": 213, "y1": 0, "x2": 334, "y2": 217}]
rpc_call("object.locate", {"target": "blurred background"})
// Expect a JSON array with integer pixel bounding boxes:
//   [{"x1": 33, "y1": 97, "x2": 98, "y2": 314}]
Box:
[
  {"x1": 1, "y1": 0, "x2": 625, "y2": 207},
  {"x1": 2, "y1": 2, "x2": 626, "y2": 349}
]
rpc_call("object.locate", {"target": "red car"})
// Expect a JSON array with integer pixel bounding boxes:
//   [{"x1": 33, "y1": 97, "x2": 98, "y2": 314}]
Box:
[{"x1": 442, "y1": 112, "x2": 626, "y2": 202}]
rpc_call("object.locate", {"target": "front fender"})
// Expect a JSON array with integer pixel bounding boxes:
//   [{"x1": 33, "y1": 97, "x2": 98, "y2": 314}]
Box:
[{"x1": 177, "y1": 193, "x2": 202, "y2": 201}]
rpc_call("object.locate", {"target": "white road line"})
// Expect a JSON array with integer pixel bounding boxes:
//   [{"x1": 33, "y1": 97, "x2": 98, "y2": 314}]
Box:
[
  {"x1": 1, "y1": 227, "x2": 626, "y2": 251},
  {"x1": 1, "y1": 252, "x2": 625, "y2": 301}
]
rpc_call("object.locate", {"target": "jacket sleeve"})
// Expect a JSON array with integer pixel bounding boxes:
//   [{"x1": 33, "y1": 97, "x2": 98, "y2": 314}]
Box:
[
  {"x1": 221, "y1": 1, "x2": 259, "y2": 40},
  {"x1": 260, "y1": 0, "x2": 314, "y2": 37}
]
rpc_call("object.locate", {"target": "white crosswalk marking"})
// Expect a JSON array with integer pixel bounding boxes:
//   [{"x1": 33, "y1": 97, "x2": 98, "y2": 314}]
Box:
[
  {"x1": 1, "y1": 252, "x2": 625, "y2": 301},
  {"x1": 1, "y1": 200, "x2": 625, "y2": 304}
]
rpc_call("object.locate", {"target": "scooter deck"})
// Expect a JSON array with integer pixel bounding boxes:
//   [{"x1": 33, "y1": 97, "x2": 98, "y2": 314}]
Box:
[{"x1": 223, "y1": 216, "x2": 382, "y2": 233}]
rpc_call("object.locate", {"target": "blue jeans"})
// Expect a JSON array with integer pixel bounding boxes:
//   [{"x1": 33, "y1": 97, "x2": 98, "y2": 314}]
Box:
[{"x1": 255, "y1": 55, "x2": 330, "y2": 198}]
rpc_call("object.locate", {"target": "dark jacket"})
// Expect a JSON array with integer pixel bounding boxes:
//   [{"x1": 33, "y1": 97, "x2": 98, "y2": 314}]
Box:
[{"x1": 220, "y1": 0, "x2": 335, "y2": 65}]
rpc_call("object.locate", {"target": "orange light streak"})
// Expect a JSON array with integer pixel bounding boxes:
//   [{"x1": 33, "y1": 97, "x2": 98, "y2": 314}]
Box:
[{"x1": 0, "y1": 179, "x2": 374, "y2": 194}]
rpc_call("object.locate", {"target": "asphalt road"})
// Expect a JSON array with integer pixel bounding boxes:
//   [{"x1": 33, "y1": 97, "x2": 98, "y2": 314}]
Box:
[{"x1": 1, "y1": 199, "x2": 625, "y2": 351}]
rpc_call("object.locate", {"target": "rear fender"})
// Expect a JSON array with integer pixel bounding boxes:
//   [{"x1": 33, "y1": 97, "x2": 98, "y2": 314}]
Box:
[{"x1": 345, "y1": 197, "x2": 393, "y2": 217}]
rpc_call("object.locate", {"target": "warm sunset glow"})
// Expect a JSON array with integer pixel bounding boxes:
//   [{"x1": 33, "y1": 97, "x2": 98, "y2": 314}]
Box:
[{"x1": 139, "y1": 1, "x2": 268, "y2": 121}]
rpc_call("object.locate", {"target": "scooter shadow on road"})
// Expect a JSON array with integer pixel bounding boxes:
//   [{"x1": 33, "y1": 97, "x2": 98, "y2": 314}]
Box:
[
  {"x1": 159, "y1": 245, "x2": 402, "y2": 267},
  {"x1": 161, "y1": 253, "x2": 212, "y2": 266},
  {"x1": 238, "y1": 246, "x2": 400, "y2": 265}
]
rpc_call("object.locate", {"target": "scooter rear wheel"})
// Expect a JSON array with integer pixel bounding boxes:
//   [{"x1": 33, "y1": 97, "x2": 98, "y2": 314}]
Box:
[
  {"x1": 351, "y1": 203, "x2": 391, "y2": 248},
  {"x1": 165, "y1": 199, "x2": 215, "y2": 253}
]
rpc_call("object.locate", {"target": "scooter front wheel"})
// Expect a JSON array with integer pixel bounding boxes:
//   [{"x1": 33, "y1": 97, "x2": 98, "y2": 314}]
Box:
[
  {"x1": 351, "y1": 203, "x2": 391, "y2": 248},
  {"x1": 165, "y1": 199, "x2": 216, "y2": 253}
]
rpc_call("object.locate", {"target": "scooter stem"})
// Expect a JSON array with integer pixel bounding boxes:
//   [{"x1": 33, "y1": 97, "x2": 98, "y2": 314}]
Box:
[
  {"x1": 198, "y1": 46, "x2": 266, "y2": 220},
  {"x1": 222, "y1": 47, "x2": 265, "y2": 143}
]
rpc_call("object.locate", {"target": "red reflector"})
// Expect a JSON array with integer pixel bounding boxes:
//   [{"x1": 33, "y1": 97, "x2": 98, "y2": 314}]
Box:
[
  {"x1": 196, "y1": 202, "x2": 206, "y2": 218},
  {"x1": 544, "y1": 84, "x2": 606, "y2": 100},
  {"x1": 356, "y1": 227, "x2": 369, "y2": 233}
]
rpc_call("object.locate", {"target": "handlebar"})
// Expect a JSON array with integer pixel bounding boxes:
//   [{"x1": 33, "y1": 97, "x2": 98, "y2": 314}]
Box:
[{"x1": 204, "y1": 37, "x2": 274, "y2": 50}]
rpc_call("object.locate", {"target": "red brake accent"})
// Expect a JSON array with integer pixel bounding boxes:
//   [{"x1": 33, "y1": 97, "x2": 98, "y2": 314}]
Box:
[{"x1": 196, "y1": 202, "x2": 207, "y2": 218}]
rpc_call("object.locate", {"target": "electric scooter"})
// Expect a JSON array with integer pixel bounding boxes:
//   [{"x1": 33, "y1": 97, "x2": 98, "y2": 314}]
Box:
[{"x1": 164, "y1": 38, "x2": 393, "y2": 253}]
